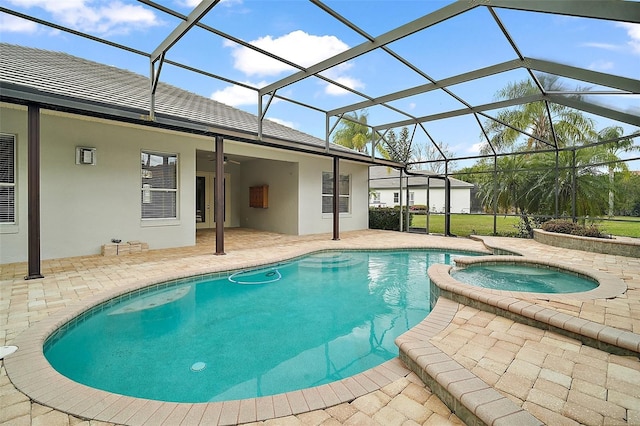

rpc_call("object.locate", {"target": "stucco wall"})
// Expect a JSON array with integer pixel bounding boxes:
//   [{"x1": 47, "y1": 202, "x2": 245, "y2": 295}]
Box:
[
  {"x1": 0, "y1": 104, "x2": 371, "y2": 263},
  {"x1": 297, "y1": 157, "x2": 369, "y2": 235},
  {"x1": 240, "y1": 158, "x2": 299, "y2": 235},
  {"x1": 1, "y1": 106, "x2": 200, "y2": 263}
]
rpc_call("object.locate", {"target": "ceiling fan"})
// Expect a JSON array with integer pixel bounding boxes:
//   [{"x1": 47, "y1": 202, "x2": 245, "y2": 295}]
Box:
[{"x1": 206, "y1": 154, "x2": 240, "y2": 165}]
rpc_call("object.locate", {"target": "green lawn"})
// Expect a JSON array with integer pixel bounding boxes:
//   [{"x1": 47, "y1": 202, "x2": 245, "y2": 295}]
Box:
[
  {"x1": 594, "y1": 217, "x2": 640, "y2": 238},
  {"x1": 409, "y1": 214, "x2": 640, "y2": 238}
]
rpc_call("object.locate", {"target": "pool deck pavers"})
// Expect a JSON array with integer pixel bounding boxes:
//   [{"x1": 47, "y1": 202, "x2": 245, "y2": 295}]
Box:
[{"x1": 1, "y1": 228, "x2": 639, "y2": 425}]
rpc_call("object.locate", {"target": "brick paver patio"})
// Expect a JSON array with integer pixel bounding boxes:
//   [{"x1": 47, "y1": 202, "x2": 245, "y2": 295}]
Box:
[{"x1": 1, "y1": 229, "x2": 638, "y2": 425}]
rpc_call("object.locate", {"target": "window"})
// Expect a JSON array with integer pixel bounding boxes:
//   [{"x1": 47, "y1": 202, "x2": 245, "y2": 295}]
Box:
[
  {"x1": 322, "y1": 172, "x2": 350, "y2": 214},
  {"x1": 141, "y1": 151, "x2": 178, "y2": 219},
  {"x1": 409, "y1": 192, "x2": 415, "y2": 206},
  {"x1": 393, "y1": 192, "x2": 399, "y2": 204},
  {"x1": 371, "y1": 192, "x2": 380, "y2": 203},
  {"x1": 0, "y1": 134, "x2": 16, "y2": 224}
]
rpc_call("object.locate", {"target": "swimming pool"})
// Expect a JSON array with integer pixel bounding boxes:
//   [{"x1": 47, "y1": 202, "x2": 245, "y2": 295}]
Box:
[
  {"x1": 451, "y1": 264, "x2": 598, "y2": 293},
  {"x1": 44, "y1": 249, "x2": 475, "y2": 403}
]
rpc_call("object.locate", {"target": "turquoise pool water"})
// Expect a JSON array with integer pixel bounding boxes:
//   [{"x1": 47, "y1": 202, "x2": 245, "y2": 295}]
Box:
[
  {"x1": 451, "y1": 264, "x2": 598, "y2": 293},
  {"x1": 44, "y1": 250, "x2": 473, "y2": 403}
]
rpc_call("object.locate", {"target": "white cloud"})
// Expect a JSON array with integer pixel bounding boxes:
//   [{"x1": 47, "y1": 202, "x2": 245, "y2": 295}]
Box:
[
  {"x1": 225, "y1": 30, "x2": 349, "y2": 77},
  {"x1": 178, "y1": 0, "x2": 241, "y2": 7},
  {"x1": 582, "y1": 42, "x2": 621, "y2": 52},
  {"x1": 266, "y1": 117, "x2": 295, "y2": 129},
  {"x1": 617, "y1": 22, "x2": 640, "y2": 55},
  {"x1": 4, "y1": 0, "x2": 161, "y2": 35},
  {"x1": 0, "y1": 13, "x2": 39, "y2": 33},
  {"x1": 319, "y1": 62, "x2": 364, "y2": 95},
  {"x1": 324, "y1": 76, "x2": 365, "y2": 96},
  {"x1": 179, "y1": 0, "x2": 202, "y2": 7},
  {"x1": 225, "y1": 30, "x2": 363, "y2": 97},
  {"x1": 588, "y1": 60, "x2": 614, "y2": 72},
  {"x1": 210, "y1": 82, "x2": 261, "y2": 106},
  {"x1": 467, "y1": 142, "x2": 484, "y2": 154}
]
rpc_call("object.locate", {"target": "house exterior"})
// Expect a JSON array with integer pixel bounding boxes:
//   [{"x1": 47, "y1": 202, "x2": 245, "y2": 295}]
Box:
[
  {"x1": 0, "y1": 44, "x2": 392, "y2": 265},
  {"x1": 369, "y1": 166, "x2": 474, "y2": 213}
]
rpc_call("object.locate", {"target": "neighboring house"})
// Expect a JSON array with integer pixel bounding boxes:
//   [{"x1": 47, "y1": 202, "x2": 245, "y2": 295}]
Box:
[
  {"x1": 369, "y1": 166, "x2": 474, "y2": 214},
  {"x1": 0, "y1": 44, "x2": 393, "y2": 264}
]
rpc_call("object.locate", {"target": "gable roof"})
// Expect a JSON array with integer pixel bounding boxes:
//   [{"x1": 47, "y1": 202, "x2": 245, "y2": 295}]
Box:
[
  {"x1": 369, "y1": 166, "x2": 474, "y2": 189},
  {"x1": 0, "y1": 43, "x2": 392, "y2": 164}
]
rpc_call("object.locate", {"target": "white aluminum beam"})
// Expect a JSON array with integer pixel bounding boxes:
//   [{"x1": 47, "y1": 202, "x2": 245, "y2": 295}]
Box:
[
  {"x1": 526, "y1": 58, "x2": 640, "y2": 94},
  {"x1": 373, "y1": 94, "x2": 545, "y2": 130},
  {"x1": 486, "y1": 0, "x2": 640, "y2": 24},
  {"x1": 547, "y1": 95, "x2": 640, "y2": 128},
  {"x1": 259, "y1": 1, "x2": 477, "y2": 96},
  {"x1": 329, "y1": 58, "x2": 523, "y2": 117},
  {"x1": 150, "y1": 0, "x2": 219, "y2": 63}
]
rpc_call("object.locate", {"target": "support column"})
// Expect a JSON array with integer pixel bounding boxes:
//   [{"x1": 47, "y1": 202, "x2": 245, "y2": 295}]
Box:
[
  {"x1": 405, "y1": 176, "x2": 410, "y2": 231},
  {"x1": 444, "y1": 177, "x2": 451, "y2": 236},
  {"x1": 398, "y1": 169, "x2": 403, "y2": 232},
  {"x1": 26, "y1": 104, "x2": 43, "y2": 280},
  {"x1": 332, "y1": 156, "x2": 340, "y2": 241},
  {"x1": 215, "y1": 135, "x2": 225, "y2": 255}
]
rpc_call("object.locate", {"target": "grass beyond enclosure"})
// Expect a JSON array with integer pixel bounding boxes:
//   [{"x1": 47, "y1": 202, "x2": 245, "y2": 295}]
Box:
[{"x1": 410, "y1": 214, "x2": 640, "y2": 238}]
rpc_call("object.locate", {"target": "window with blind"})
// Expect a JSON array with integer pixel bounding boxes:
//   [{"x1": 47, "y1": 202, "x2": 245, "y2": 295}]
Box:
[
  {"x1": 0, "y1": 134, "x2": 16, "y2": 224},
  {"x1": 141, "y1": 151, "x2": 178, "y2": 219},
  {"x1": 322, "y1": 172, "x2": 350, "y2": 214}
]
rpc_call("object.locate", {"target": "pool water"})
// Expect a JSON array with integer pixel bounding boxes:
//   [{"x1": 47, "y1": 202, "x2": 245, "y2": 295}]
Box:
[
  {"x1": 451, "y1": 264, "x2": 598, "y2": 293},
  {"x1": 44, "y1": 250, "x2": 472, "y2": 403}
]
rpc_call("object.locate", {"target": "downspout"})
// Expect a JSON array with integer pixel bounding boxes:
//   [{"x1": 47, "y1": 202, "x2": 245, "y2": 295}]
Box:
[
  {"x1": 215, "y1": 135, "x2": 225, "y2": 255},
  {"x1": 26, "y1": 103, "x2": 43, "y2": 279}
]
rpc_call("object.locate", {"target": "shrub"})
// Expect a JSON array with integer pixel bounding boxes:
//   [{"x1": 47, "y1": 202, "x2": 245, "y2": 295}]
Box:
[
  {"x1": 513, "y1": 214, "x2": 544, "y2": 239},
  {"x1": 541, "y1": 219, "x2": 605, "y2": 238},
  {"x1": 369, "y1": 207, "x2": 413, "y2": 231}
]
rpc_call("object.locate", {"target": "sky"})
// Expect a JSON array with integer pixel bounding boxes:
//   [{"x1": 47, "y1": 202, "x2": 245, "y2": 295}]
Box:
[{"x1": 1, "y1": 0, "x2": 639, "y2": 169}]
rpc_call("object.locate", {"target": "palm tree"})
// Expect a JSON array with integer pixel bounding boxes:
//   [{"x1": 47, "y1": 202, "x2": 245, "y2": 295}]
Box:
[
  {"x1": 481, "y1": 76, "x2": 596, "y2": 154},
  {"x1": 596, "y1": 126, "x2": 640, "y2": 216},
  {"x1": 332, "y1": 110, "x2": 372, "y2": 153}
]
